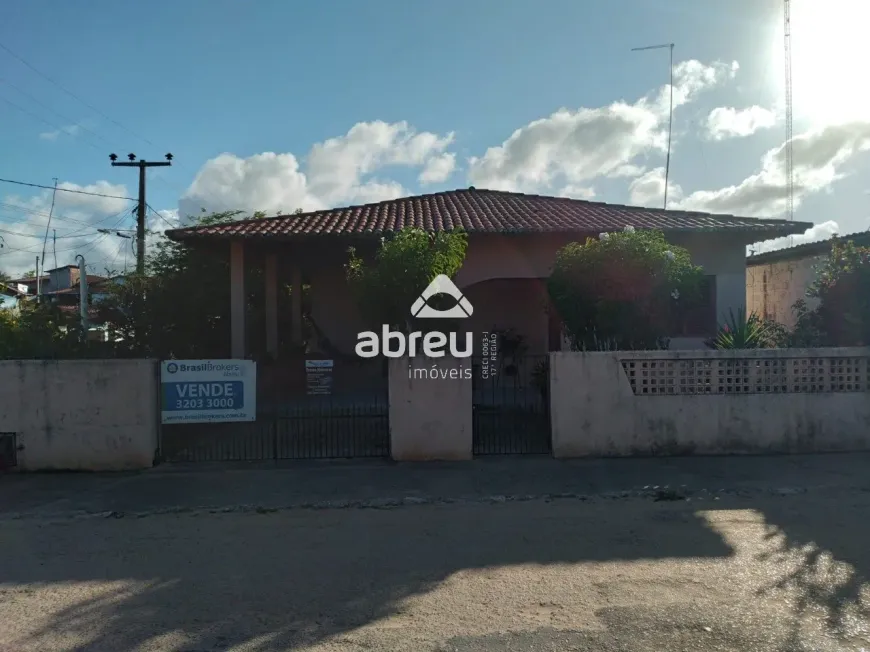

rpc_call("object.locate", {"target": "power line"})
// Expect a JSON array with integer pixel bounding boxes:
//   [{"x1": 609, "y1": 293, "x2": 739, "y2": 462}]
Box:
[
  {"x1": 109, "y1": 153, "x2": 172, "y2": 275},
  {"x1": 146, "y1": 203, "x2": 179, "y2": 230},
  {"x1": 0, "y1": 211, "x2": 128, "y2": 260},
  {"x1": 0, "y1": 205, "x2": 135, "y2": 256},
  {"x1": 0, "y1": 177, "x2": 134, "y2": 201},
  {"x1": 0, "y1": 226, "x2": 110, "y2": 240},
  {"x1": 0, "y1": 201, "x2": 135, "y2": 230},
  {"x1": 0, "y1": 76, "x2": 114, "y2": 147},
  {"x1": 39, "y1": 178, "x2": 58, "y2": 298},
  {"x1": 0, "y1": 39, "x2": 156, "y2": 147}
]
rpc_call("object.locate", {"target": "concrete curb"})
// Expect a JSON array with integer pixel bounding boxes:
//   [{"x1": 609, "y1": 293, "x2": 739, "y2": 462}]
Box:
[{"x1": 0, "y1": 483, "x2": 824, "y2": 524}]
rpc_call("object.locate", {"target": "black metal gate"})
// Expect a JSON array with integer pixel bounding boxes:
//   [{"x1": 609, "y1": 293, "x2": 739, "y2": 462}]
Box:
[
  {"x1": 159, "y1": 359, "x2": 391, "y2": 462},
  {"x1": 472, "y1": 355, "x2": 551, "y2": 455}
]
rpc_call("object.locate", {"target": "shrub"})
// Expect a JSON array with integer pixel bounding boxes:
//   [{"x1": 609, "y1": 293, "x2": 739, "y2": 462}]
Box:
[
  {"x1": 548, "y1": 228, "x2": 704, "y2": 351},
  {"x1": 708, "y1": 308, "x2": 786, "y2": 349}
]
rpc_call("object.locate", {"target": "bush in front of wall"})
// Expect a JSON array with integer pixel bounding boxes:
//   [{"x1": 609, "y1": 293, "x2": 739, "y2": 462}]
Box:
[{"x1": 548, "y1": 227, "x2": 705, "y2": 351}]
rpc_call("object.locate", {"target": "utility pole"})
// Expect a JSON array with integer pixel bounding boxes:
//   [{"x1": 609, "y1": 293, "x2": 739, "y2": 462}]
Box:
[
  {"x1": 39, "y1": 178, "x2": 58, "y2": 299},
  {"x1": 53, "y1": 229, "x2": 57, "y2": 268},
  {"x1": 109, "y1": 153, "x2": 173, "y2": 275},
  {"x1": 631, "y1": 43, "x2": 675, "y2": 210}
]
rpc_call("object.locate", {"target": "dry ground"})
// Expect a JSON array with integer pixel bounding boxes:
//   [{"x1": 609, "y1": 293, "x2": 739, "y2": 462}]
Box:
[{"x1": 1, "y1": 485, "x2": 869, "y2": 651}]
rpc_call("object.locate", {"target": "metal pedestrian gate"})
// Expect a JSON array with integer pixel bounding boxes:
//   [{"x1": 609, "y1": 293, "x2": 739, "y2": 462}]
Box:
[{"x1": 471, "y1": 355, "x2": 552, "y2": 455}]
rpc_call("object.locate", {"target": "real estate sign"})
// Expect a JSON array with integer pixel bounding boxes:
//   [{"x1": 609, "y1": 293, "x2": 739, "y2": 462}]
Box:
[
  {"x1": 305, "y1": 359, "x2": 334, "y2": 395},
  {"x1": 160, "y1": 359, "x2": 256, "y2": 424}
]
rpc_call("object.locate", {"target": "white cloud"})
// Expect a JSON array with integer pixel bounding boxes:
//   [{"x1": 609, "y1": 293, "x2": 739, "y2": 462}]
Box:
[
  {"x1": 345, "y1": 181, "x2": 406, "y2": 205},
  {"x1": 751, "y1": 220, "x2": 840, "y2": 254},
  {"x1": 180, "y1": 121, "x2": 455, "y2": 218},
  {"x1": 676, "y1": 121, "x2": 870, "y2": 216},
  {"x1": 0, "y1": 182, "x2": 134, "y2": 276},
  {"x1": 558, "y1": 185, "x2": 596, "y2": 200},
  {"x1": 146, "y1": 208, "x2": 181, "y2": 234},
  {"x1": 467, "y1": 59, "x2": 736, "y2": 194},
  {"x1": 628, "y1": 167, "x2": 683, "y2": 207},
  {"x1": 39, "y1": 124, "x2": 82, "y2": 141},
  {"x1": 706, "y1": 106, "x2": 777, "y2": 140},
  {"x1": 608, "y1": 164, "x2": 647, "y2": 179},
  {"x1": 419, "y1": 152, "x2": 456, "y2": 185}
]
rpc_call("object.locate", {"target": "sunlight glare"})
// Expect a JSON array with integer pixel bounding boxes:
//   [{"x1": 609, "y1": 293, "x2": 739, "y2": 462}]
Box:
[{"x1": 788, "y1": 0, "x2": 870, "y2": 125}]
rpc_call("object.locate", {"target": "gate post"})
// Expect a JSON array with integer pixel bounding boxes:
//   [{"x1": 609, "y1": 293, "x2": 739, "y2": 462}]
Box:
[{"x1": 388, "y1": 356, "x2": 472, "y2": 461}]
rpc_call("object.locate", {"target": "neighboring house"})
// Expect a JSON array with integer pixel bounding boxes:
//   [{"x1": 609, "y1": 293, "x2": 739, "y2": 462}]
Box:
[
  {"x1": 746, "y1": 232, "x2": 870, "y2": 329},
  {"x1": 7, "y1": 265, "x2": 114, "y2": 339},
  {"x1": 165, "y1": 188, "x2": 810, "y2": 358},
  {"x1": 8, "y1": 265, "x2": 107, "y2": 300}
]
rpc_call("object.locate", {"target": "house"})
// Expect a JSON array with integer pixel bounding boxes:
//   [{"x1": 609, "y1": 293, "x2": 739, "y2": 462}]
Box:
[
  {"x1": 5, "y1": 265, "x2": 115, "y2": 340},
  {"x1": 746, "y1": 231, "x2": 870, "y2": 329},
  {"x1": 165, "y1": 188, "x2": 810, "y2": 359},
  {"x1": 7, "y1": 265, "x2": 107, "y2": 302}
]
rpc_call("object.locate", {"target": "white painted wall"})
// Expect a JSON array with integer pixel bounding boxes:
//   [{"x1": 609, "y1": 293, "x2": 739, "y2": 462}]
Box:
[
  {"x1": 388, "y1": 356, "x2": 472, "y2": 461},
  {"x1": 668, "y1": 232, "x2": 748, "y2": 326},
  {"x1": 550, "y1": 349, "x2": 870, "y2": 457},
  {"x1": 0, "y1": 359, "x2": 159, "y2": 471}
]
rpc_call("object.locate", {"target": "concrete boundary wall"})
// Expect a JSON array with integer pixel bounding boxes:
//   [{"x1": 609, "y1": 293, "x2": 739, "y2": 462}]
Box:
[
  {"x1": 0, "y1": 359, "x2": 159, "y2": 471},
  {"x1": 388, "y1": 356, "x2": 472, "y2": 461},
  {"x1": 550, "y1": 348, "x2": 870, "y2": 458}
]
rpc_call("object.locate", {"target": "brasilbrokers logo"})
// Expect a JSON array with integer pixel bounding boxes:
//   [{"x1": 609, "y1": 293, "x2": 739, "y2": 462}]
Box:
[{"x1": 355, "y1": 275, "x2": 474, "y2": 358}]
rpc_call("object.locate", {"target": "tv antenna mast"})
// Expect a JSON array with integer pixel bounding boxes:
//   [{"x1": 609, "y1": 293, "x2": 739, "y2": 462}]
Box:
[{"x1": 784, "y1": 0, "x2": 794, "y2": 224}]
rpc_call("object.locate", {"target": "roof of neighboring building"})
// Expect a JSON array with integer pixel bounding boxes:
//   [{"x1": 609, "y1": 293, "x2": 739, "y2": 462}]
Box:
[
  {"x1": 747, "y1": 231, "x2": 870, "y2": 265},
  {"x1": 40, "y1": 275, "x2": 109, "y2": 295},
  {"x1": 1, "y1": 283, "x2": 25, "y2": 298},
  {"x1": 8, "y1": 275, "x2": 46, "y2": 285},
  {"x1": 164, "y1": 188, "x2": 812, "y2": 242}
]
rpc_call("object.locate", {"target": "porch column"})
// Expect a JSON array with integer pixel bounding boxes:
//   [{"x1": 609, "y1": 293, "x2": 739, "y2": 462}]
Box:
[
  {"x1": 265, "y1": 253, "x2": 279, "y2": 359},
  {"x1": 291, "y1": 263, "x2": 303, "y2": 347},
  {"x1": 230, "y1": 241, "x2": 245, "y2": 359}
]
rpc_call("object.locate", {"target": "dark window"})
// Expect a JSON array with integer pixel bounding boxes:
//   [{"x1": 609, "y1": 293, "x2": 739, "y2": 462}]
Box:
[{"x1": 678, "y1": 276, "x2": 717, "y2": 337}]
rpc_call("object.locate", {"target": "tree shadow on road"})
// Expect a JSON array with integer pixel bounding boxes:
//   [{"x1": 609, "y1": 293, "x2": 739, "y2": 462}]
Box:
[
  {"x1": 748, "y1": 495, "x2": 870, "y2": 649},
  {"x1": 1, "y1": 499, "x2": 733, "y2": 651}
]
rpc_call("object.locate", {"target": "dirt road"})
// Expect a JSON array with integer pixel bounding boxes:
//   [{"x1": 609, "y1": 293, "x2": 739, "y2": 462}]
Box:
[{"x1": 1, "y1": 480, "x2": 869, "y2": 651}]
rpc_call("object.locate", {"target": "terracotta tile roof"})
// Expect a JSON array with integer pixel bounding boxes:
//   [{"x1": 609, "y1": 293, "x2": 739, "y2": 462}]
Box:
[{"x1": 164, "y1": 188, "x2": 812, "y2": 242}]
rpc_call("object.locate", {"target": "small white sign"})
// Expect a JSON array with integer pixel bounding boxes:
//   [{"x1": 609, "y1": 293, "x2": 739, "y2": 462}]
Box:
[
  {"x1": 16, "y1": 284, "x2": 28, "y2": 294},
  {"x1": 160, "y1": 359, "x2": 256, "y2": 424}
]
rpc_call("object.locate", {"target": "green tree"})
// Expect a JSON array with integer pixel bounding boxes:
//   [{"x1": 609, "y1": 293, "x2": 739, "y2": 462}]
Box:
[
  {"x1": 346, "y1": 227, "x2": 468, "y2": 331},
  {"x1": 0, "y1": 301, "x2": 91, "y2": 360},
  {"x1": 98, "y1": 210, "x2": 243, "y2": 358},
  {"x1": 21, "y1": 270, "x2": 36, "y2": 279},
  {"x1": 548, "y1": 227, "x2": 705, "y2": 351},
  {"x1": 801, "y1": 240, "x2": 870, "y2": 346},
  {"x1": 98, "y1": 209, "x2": 301, "y2": 359}
]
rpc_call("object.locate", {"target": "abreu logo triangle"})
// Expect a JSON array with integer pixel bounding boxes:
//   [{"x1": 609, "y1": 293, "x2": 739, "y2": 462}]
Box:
[
  {"x1": 410, "y1": 274, "x2": 474, "y2": 319},
  {"x1": 354, "y1": 274, "x2": 475, "y2": 361}
]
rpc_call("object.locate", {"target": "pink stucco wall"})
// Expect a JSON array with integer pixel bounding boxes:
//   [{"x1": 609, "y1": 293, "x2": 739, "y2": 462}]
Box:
[{"x1": 308, "y1": 232, "x2": 749, "y2": 356}]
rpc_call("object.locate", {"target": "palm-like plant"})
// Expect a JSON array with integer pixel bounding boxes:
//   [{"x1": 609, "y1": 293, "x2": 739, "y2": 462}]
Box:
[{"x1": 709, "y1": 308, "x2": 776, "y2": 349}]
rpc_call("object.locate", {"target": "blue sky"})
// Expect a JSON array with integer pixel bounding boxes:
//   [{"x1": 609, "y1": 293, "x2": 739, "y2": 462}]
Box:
[{"x1": 1, "y1": 0, "x2": 868, "y2": 278}]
